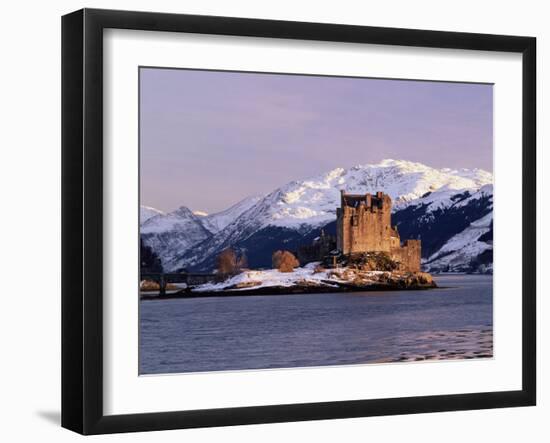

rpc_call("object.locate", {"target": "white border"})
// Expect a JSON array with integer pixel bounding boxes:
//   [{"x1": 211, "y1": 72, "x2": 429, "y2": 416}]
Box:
[{"x1": 103, "y1": 29, "x2": 523, "y2": 415}]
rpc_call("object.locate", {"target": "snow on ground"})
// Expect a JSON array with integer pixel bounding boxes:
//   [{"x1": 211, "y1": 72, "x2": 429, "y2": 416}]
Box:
[{"x1": 193, "y1": 262, "x2": 383, "y2": 292}]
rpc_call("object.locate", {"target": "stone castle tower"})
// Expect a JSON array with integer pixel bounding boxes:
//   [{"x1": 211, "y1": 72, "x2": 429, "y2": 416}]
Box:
[{"x1": 336, "y1": 190, "x2": 421, "y2": 272}]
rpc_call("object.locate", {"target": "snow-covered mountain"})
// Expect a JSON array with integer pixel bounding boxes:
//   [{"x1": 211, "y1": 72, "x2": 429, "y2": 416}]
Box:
[
  {"x1": 393, "y1": 184, "x2": 493, "y2": 273},
  {"x1": 197, "y1": 196, "x2": 262, "y2": 234},
  {"x1": 141, "y1": 159, "x2": 494, "y2": 273},
  {"x1": 216, "y1": 159, "x2": 491, "y2": 231},
  {"x1": 140, "y1": 205, "x2": 164, "y2": 224},
  {"x1": 140, "y1": 196, "x2": 263, "y2": 270},
  {"x1": 424, "y1": 212, "x2": 493, "y2": 273},
  {"x1": 140, "y1": 207, "x2": 212, "y2": 270}
]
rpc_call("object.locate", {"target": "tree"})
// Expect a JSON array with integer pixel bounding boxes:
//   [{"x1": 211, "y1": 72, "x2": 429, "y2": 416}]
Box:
[
  {"x1": 272, "y1": 250, "x2": 300, "y2": 273},
  {"x1": 216, "y1": 248, "x2": 238, "y2": 274},
  {"x1": 140, "y1": 239, "x2": 163, "y2": 273},
  {"x1": 236, "y1": 250, "x2": 248, "y2": 270}
]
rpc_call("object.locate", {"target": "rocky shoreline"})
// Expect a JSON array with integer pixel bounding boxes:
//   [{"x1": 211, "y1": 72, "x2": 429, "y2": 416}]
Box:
[{"x1": 140, "y1": 269, "x2": 437, "y2": 300}]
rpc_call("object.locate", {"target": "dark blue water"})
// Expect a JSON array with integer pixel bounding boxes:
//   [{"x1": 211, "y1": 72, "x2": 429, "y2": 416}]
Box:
[{"x1": 139, "y1": 274, "x2": 492, "y2": 374}]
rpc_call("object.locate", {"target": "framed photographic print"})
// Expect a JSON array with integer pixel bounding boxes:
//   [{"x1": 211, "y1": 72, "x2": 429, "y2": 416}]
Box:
[{"x1": 61, "y1": 8, "x2": 536, "y2": 435}]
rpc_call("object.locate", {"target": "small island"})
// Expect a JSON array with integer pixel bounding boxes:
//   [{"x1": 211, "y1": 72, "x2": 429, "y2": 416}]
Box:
[
  {"x1": 141, "y1": 191, "x2": 436, "y2": 299},
  {"x1": 136, "y1": 69, "x2": 493, "y2": 376}
]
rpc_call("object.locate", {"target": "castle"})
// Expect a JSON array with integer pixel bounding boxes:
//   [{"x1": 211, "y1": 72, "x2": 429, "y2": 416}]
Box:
[{"x1": 336, "y1": 191, "x2": 421, "y2": 272}]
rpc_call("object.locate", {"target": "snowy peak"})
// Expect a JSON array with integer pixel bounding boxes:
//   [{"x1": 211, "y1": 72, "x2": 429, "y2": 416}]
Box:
[
  {"x1": 141, "y1": 160, "x2": 492, "y2": 233},
  {"x1": 170, "y1": 206, "x2": 197, "y2": 218},
  {"x1": 408, "y1": 182, "x2": 494, "y2": 214},
  {"x1": 140, "y1": 205, "x2": 164, "y2": 224},
  {"x1": 201, "y1": 195, "x2": 263, "y2": 234},
  {"x1": 141, "y1": 206, "x2": 206, "y2": 234},
  {"x1": 247, "y1": 159, "x2": 492, "y2": 230},
  {"x1": 139, "y1": 199, "x2": 264, "y2": 272},
  {"x1": 140, "y1": 159, "x2": 493, "y2": 273},
  {"x1": 140, "y1": 205, "x2": 213, "y2": 271},
  {"x1": 341, "y1": 159, "x2": 491, "y2": 203}
]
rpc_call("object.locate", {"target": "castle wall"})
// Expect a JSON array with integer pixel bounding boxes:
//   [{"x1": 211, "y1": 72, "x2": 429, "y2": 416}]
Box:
[
  {"x1": 337, "y1": 193, "x2": 395, "y2": 255},
  {"x1": 336, "y1": 207, "x2": 345, "y2": 253},
  {"x1": 390, "y1": 240, "x2": 421, "y2": 272},
  {"x1": 336, "y1": 191, "x2": 421, "y2": 273}
]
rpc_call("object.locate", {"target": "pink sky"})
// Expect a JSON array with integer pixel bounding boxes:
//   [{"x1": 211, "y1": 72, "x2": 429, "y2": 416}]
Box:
[{"x1": 140, "y1": 68, "x2": 493, "y2": 213}]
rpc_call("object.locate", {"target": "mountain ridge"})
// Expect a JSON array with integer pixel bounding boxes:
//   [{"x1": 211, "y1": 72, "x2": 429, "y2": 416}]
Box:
[{"x1": 140, "y1": 159, "x2": 493, "y2": 273}]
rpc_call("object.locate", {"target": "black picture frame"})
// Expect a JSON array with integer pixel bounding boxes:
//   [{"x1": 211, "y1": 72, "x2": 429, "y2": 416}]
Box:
[{"x1": 62, "y1": 8, "x2": 536, "y2": 435}]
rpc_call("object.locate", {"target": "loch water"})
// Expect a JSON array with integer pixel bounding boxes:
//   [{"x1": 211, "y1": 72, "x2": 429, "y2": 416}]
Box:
[{"x1": 139, "y1": 274, "x2": 493, "y2": 374}]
